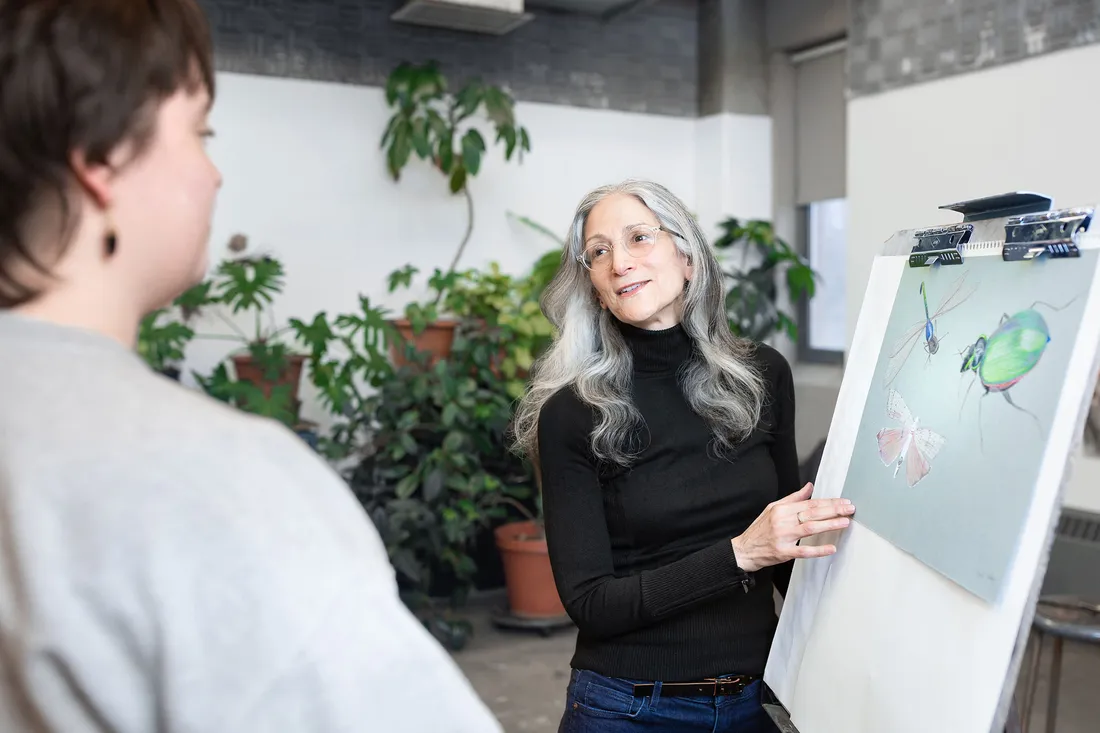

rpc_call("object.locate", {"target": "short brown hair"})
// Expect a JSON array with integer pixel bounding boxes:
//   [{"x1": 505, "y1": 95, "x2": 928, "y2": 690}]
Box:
[{"x1": 0, "y1": 0, "x2": 215, "y2": 308}]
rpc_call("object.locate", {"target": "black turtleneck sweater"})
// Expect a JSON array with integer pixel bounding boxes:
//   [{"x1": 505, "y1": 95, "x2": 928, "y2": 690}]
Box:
[{"x1": 537, "y1": 320, "x2": 800, "y2": 682}]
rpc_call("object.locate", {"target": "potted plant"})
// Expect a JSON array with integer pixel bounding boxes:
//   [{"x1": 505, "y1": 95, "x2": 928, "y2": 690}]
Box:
[
  {"x1": 383, "y1": 264, "x2": 466, "y2": 367},
  {"x1": 190, "y1": 239, "x2": 309, "y2": 428},
  {"x1": 444, "y1": 259, "x2": 563, "y2": 623},
  {"x1": 347, "y1": 344, "x2": 532, "y2": 650},
  {"x1": 492, "y1": 488, "x2": 567, "y2": 622},
  {"x1": 380, "y1": 60, "x2": 531, "y2": 362},
  {"x1": 713, "y1": 218, "x2": 819, "y2": 341}
]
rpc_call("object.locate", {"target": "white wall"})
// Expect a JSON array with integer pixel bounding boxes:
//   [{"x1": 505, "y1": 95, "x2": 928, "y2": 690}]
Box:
[
  {"x1": 694, "y1": 112, "x2": 773, "y2": 229},
  {"x1": 186, "y1": 72, "x2": 770, "y2": 426},
  {"x1": 847, "y1": 43, "x2": 1100, "y2": 512}
]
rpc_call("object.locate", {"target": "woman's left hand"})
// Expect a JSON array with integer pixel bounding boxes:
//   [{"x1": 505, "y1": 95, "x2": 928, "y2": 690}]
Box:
[{"x1": 730, "y1": 482, "x2": 854, "y2": 573}]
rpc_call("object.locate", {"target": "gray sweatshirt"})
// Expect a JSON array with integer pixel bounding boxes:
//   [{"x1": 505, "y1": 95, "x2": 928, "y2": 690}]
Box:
[{"x1": 0, "y1": 313, "x2": 502, "y2": 733}]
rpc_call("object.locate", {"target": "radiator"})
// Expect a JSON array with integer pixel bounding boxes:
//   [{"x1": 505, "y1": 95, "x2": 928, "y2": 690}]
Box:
[{"x1": 1040, "y1": 507, "x2": 1100, "y2": 601}]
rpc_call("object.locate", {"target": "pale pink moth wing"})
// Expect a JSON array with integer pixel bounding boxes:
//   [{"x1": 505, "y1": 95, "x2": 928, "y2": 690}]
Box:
[
  {"x1": 877, "y1": 427, "x2": 907, "y2": 466},
  {"x1": 905, "y1": 428, "x2": 946, "y2": 488}
]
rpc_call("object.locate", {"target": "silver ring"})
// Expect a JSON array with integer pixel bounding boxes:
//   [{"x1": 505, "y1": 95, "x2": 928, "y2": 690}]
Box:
[{"x1": 797, "y1": 511, "x2": 806, "y2": 524}]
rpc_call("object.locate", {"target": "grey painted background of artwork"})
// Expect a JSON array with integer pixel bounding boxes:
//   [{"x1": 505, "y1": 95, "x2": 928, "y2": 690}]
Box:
[{"x1": 841, "y1": 252, "x2": 1098, "y2": 602}]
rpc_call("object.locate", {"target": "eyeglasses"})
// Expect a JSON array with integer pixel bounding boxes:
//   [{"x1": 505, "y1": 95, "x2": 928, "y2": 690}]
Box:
[{"x1": 577, "y1": 224, "x2": 682, "y2": 271}]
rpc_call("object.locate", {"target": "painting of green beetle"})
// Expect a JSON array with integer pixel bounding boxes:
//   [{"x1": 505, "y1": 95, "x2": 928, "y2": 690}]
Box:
[{"x1": 958, "y1": 299, "x2": 1076, "y2": 449}]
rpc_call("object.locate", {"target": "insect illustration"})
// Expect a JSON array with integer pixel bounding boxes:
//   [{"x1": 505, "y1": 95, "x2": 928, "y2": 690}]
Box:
[
  {"x1": 876, "y1": 389, "x2": 946, "y2": 488},
  {"x1": 959, "y1": 297, "x2": 1077, "y2": 449},
  {"x1": 883, "y1": 272, "x2": 978, "y2": 388}
]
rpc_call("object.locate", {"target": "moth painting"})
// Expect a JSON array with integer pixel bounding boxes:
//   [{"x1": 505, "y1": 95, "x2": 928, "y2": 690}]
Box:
[
  {"x1": 876, "y1": 389, "x2": 945, "y2": 488},
  {"x1": 843, "y1": 250, "x2": 1097, "y2": 603}
]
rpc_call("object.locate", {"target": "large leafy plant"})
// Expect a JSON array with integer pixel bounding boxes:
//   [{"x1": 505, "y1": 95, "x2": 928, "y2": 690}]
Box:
[
  {"x1": 348, "y1": 326, "x2": 534, "y2": 623},
  {"x1": 713, "y1": 218, "x2": 819, "y2": 342},
  {"x1": 345, "y1": 262, "x2": 553, "y2": 643},
  {"x1": 290, "y1": 296, "x2": 397, "y2": 461},
  {"x1": 380, "y1": 60, "x2": 531, "y2": 298}
]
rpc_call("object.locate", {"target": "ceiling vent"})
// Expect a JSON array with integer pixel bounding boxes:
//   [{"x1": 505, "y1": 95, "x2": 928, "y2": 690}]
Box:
[{"x1": 391, "y1": 0, "x2": 534, "y2": 36}]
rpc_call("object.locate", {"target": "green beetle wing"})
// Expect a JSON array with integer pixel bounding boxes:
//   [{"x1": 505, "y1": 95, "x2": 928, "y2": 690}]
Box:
[{"x1": 979, "y1": 311, "x2": 1050, "y2": 386}]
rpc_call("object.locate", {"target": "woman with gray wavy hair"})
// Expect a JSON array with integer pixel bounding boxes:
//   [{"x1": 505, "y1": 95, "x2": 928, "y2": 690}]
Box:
[{"x1": 512, "y1": 180, "x2": 855, "y2": 732}]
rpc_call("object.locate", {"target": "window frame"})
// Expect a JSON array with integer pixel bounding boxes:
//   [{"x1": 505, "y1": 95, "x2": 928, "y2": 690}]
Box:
[{"x1": 796, "y1": 201, "x2": 845, "y2": 365}]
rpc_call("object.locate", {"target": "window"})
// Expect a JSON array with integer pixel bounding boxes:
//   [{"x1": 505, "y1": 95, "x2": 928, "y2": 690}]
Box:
[
  {"x1": 799, "y1": 198, "x2": 847, "y2": 360},
  {"x1": 792, "y1": 41, "x2": 847, "y2": 363}
]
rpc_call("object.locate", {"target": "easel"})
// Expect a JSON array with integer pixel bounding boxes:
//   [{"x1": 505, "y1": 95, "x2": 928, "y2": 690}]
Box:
[{"x1": 762, "y1": 192, "x2": 1099, "y2": 733}]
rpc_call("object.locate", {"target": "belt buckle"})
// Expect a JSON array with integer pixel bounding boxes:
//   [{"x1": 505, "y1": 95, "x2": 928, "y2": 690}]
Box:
[{"x1": 707, "y1": 675, "x2": 748, "y2": 696}]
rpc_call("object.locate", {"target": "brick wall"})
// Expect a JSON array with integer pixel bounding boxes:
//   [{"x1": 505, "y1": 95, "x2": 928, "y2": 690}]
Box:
[
  {"x1": 198, "y1": 0, "x2": 699, "y2": 117},
  {"x1": 849, "y1": 0, "x2": 1100, "y2": 97}
]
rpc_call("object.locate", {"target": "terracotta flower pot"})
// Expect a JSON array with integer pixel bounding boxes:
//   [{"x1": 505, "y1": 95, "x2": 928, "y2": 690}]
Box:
[
  {"x1": 231, "y1": 353, "x2": 306, "y2": 401},
  {"x1": 494, "y1": 520, "x2": 567, "y2": 618},
  {"x1": 390, "y1": 319, "x2": 457, "y2": 367}
]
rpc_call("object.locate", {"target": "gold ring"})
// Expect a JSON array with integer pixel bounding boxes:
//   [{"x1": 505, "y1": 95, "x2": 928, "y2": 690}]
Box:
[{"x1": 797, "y1": 511, "x2": 806, "y2": 524}]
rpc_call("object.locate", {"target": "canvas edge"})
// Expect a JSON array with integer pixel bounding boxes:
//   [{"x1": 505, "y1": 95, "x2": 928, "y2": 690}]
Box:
[
  {"x1": 988, "y1": 233, "x2": 1100, "y2": 733},
  {"x1": 764, "y1": 227, "x2": 909, "y2": 708},
  {"x1": 765, "y1": 213, "x2": 1100, "y2": 732}
]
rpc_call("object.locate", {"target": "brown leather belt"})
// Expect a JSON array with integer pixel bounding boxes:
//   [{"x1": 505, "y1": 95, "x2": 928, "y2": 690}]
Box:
[{"x1": 632, "y1": 674, "x2": 759, "y2": 698}]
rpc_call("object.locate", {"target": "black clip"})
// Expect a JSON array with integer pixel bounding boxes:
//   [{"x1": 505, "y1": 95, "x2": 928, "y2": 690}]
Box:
[
  {"x1": 909, "y1": 224, "x2": 972, "y2": 268},
  {"x1": 1002, "y1": 208, "x2": 1093, "y2": 262}
]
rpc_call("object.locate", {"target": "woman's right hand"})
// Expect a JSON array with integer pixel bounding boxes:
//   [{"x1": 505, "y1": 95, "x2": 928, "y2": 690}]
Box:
[{"x1": 731, "y1": 482, "x2": 855, "y2": 573}]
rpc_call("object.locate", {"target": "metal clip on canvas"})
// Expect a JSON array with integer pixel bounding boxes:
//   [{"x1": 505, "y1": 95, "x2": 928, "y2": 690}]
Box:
[
  {"x1": 908, "y1": 224, "x2": 972, "y2": 267},
  {"x1": 1002, "y1": 207, "x2": 1093, "y2": 262}
]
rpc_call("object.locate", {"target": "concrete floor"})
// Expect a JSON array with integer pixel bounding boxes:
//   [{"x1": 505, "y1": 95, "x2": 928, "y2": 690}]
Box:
[
  {"x1": 452, "y1": 593, "x2": 1100, "y2": 733},
  {"x1": 1015, "y1": 634, "x2": 1100, "y2": 733},
  {"x1": 452, "y1": 596, "x2": 576, "y2": 732}
]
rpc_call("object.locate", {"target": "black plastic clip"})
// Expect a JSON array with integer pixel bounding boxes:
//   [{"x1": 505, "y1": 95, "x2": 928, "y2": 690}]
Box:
[
  {"x1": 909, "y1": 224, "x2": 972, "y2": 268},
  {"x1": 1002, "y1": 208, "x2": 1093, "y2": 262}
]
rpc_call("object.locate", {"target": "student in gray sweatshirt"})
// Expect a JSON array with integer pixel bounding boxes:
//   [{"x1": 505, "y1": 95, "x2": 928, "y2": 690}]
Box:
[{"x1": 0, "y1": 2, "x2": 502, "y2": 731}]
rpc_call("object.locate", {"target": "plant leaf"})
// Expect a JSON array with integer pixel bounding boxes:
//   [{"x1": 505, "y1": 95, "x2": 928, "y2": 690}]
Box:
[
  {"x1": 443, "y1": 430, "x2": 465, "y2": 452},
  {"x1": 423, "y1": 469, "x2": 445, "y2": 502},
  {"x1": 449, "y1": 165, "x2": 467, "y2": 193},
  {"x1": 461, "y1": 129, "x2": 485, "y2": 176},
  {"x1": 411, "y1": 117, "x2": 432, "y2": 158},
  {"x1": 396, "y1": 473, "x2": 419, "y2": 499}
]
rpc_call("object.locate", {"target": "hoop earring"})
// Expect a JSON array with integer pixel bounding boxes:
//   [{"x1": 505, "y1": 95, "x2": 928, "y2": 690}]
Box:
[{"x1": 104, "y1": 213, "x2": 117, "y2": 257}]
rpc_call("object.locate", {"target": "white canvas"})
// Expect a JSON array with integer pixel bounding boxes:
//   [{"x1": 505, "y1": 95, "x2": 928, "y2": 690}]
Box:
[{"x1": 764, "y1": 224, "x2": 1100, "y2": 733}]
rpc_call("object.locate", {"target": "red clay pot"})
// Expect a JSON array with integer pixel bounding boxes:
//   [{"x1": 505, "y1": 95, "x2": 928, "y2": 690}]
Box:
[
  {"x1": 390, "y1": 319, "x2": 457, "y2": 367},
  {"x1": 231, "y1": 353, "x2": 306, "y2": 401},
  {"x1": 494, "y1": 520, "x2": 566, "y2": 618}
]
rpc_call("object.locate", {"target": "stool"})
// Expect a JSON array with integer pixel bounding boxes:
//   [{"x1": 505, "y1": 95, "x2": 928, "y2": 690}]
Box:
[{"x1": 1019, "y1": 595, "x2": 1100, "y2": 732}]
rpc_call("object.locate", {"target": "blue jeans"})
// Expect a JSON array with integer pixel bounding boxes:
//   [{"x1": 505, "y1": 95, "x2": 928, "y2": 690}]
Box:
[{"x1": 558, "y1": 669, "x2": 780, "y2": 732}]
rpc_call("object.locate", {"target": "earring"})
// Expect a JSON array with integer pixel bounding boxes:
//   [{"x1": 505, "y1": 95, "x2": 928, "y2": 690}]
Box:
[{"x1": 104, "y1": 212, "x2": 117, "y2": 257}]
